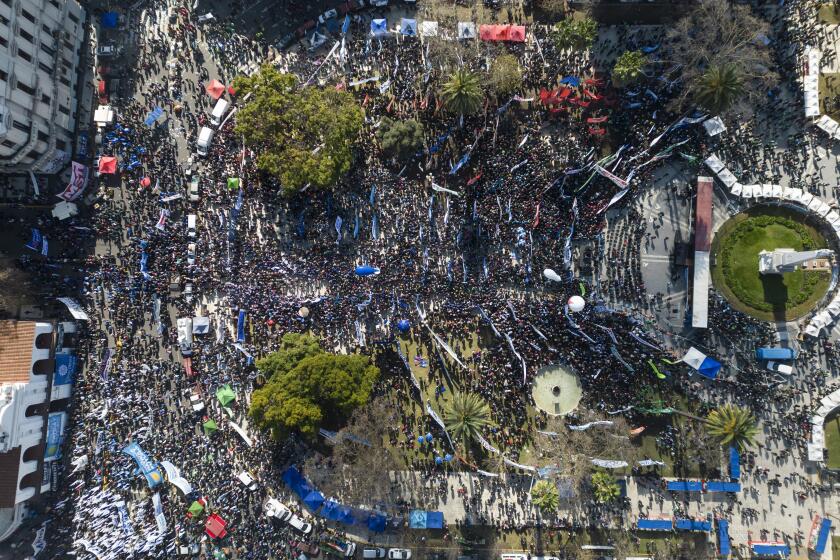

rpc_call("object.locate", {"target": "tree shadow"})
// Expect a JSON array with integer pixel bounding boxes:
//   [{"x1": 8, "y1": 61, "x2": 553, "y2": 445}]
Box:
[{"x1": 760, "y1": 274, "x2": 788, "y2": 323}]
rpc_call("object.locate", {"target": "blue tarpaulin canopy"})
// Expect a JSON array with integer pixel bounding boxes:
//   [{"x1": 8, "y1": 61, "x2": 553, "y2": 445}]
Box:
[
  {"x1": 355, "y1": 264, "x2": 380, "y2": 276},
  {"x1": 666, "y1": 480, "x2": 703, "y2": 492},
  {"x1": 302, "y1": 490, "x2": 325, "y2": 511},
  {"x1": 815, "y1": 518, "x2": 832, "y2": 554},
  {"x1": 706, "y1": 481, "x2": 741, "y2": 493},
  {"x1": 718, "y1": 520, "x2": 731, "y2": 556},
  {"x1": 729, "y1": 446, "x2": 740, "y2": 480},
  {"x1": 101, "y1": 12, "x2": 118, "y2": 28},
  {"x1": 637, "y1": 519, "x2": 673, "y2": 531},
  {"x1": 281, "y1": 466, "x2": 315, "y2": 499},
  {"x1": 144, "y1": 107, "x2": 164, "y2": 127},
  {"x1": 752, "y1": 543, "x2": 790, "y2": 557},
  {"x1": 410, "y1": 510, "x2": 444, "y2": 529},
  {"x1": 321, "y1": 500, "x2": 342, "y2": 521},
  {"x1": 367, "y1": 513, "x2": 387, "y2": 532},
  {"x1": 682, "y1": 347, "x2": 722, "y2": 379},
  {"x1": 371, "y1": 19, "x2": 387, "y2": 36},
  {"x1": 675, "y1": 519, "x2": 711, "y2": 531},
  {"x1": 400, "y1": 18, "x2": 417, "y2": 36},
  {"x1": 560, "y1": 76, "x2": 580, "y2": 87}
]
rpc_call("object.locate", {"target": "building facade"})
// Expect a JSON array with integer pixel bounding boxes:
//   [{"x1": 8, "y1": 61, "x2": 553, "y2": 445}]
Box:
[
  {"x1": 0, "y1": 320, "x2": 76, "y2": 541},
  {"x1": 0, "y1": 0, "x2": 86, "y2": 174}
]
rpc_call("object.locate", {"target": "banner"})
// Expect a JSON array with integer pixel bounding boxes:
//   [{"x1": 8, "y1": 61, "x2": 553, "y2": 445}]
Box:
[
  {"x1": 122, "y1": 442, "x2": 163, "y2": 488},
  {"x1": 425, "y1": 402, "x2": 455, "y2": 448},
  {"x1": 503, "y1": 457, "x2": 536, "y2": 472},
  {"x1": 159, "y1": 460, "x2": 193, "y2": 494},
  {"x1": 115, "y1": 501, "x2": 133, "y2": 537},
  {"x1": 236, "y1": 309, "x2": 246, "y2": 342},
  {"x1": 229, "y1": 421, "x2": 254, "y2": 447},
  {"x1": 593, "y1": 164, "x2": 628, "y2": 189},
  {"x1": 426, "y1": 326, "x2": 467, "y2": 369},
  {"x1": 591, "y1": 458, "x2": 628, "y2": 468},
  {"x1": 40, "y1": 149, "x2": 70, "y2": 174},
  {"x1": 568, "y1": 421, "x2": 614, "y2": 431},
  {"x1": 99, "y1": 348, "x2": 113, "y2": 381},
  {"x1": 154, "y1": 209, "x2": 168, "y2": 231},
  {"x1": 41, "y1": 237, "x2": 48, "y2": 257},
  {"x1": 56, "y1": 162, "x2": 89, "y2": 201},
  {"x1": 599, "y1": 188, "x2": 630, "y2": 213},
  {"x1": 44, "y1": 412, "x2": 65, "y2": 461},
  {"x1": 26, "y1": 228, "x2": 42, "y2": 251},
  {"x1": 53, "y1": 353, "x2": 77, "y2": 386},
  {"x1": 476, "y1": 305, "x2": 501, "y2": 338},
  {"x1": 152, "y1": 493, "x2": 167, "y2": 532},
  {"x1": 475, "y1": 433, "x2": 501, "y2": 455},
  {"x1": 31, "y1": 521, "x2": 47, "y2": 556}
]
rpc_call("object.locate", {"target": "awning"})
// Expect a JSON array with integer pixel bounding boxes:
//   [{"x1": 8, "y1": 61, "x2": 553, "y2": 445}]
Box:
[
  {"x1": 216, "y1": 384, "x2": 236, "y2": 407},
  {"x1": 371, "y1": 18, "x2": 388, "y2": 36},
  {"x1": 206, "y1": 79, "x2": 226, "y2": 99},
  {"x1": 457, "y1": 21, "x2": 476, "y2": 39},
  {"x1": 205, "y1": 513, "x2": 227, "y2": 539},
  {"x1": 98, "y1": 156, "x2": 118, "y2": 174},
  {"x1": 815, "y1": 518, "x2": 832, "y2": 554},
  {"x1": 666, "y1": 480, "x2": 703, "y2": 492},
  {"x1": 675, "y1": 519, "x2": 711, "y2": 531},
  {"x1": 751, "y1": 543, "x2": 790, "y2": 557},
  {"x1": 637, "y1": 518, "x2": 673, "y2": 531},
  {"x1": 718, "y1": 519, "x2": 731, "y2": 555},
  {"x1": 729, "y1": 446, "x2": 740, "y2": 480},
  {"x1": 681, "y1": 347, "x2": 721, "y2": 379}
]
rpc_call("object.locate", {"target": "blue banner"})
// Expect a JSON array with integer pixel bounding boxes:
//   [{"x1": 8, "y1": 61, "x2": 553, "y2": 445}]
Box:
[
  {"x1": 144, "y1": 107, "x2": 164, "y2": 127},
  {"x1": 237, "y1": 309, "x2": 246, "y2": 342},
  {"x1": 122, "y1": 442, "x2": 163, "y2": 488},
  {"x1": 26, "y1": 228, "x2": 42, "y2": 251},
  {"x1": 44, "y1": 412, "x2": 64, "y2": 461},
  {"x1": 54, "y1": 353, "x2": 77, "y2": 386}
]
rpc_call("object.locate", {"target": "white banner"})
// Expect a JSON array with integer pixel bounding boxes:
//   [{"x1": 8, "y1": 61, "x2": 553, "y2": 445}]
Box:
[
  {"x1": 426, "y1": 402, "x2": 455, "y2": 448},
  {"x1": 568, "y1": 421, "x2": 614, "y2": 431},
  {"x1": 426, "y1": 326, "x2": 467, "y2": 369},
  {"x1": 229, "y1": 421, "x2": 254, "y2": 447},
  {"x1": 503, "y1": 457, "x2": 537, "y2": 472},
  {"x1": 57, "y1": 162, "x2": 89, "y2": 201},
  {"x1": 475, "y1": 432, "x2": 501, "y2": 455},
  {"x1": 31, "y1": 521, "x2": 47, "y2": 557},
  {"x1": 152, "y1": 493, "x2": 167, "y2": 532},
  {"x1": 40, "y1": 149, "x2": 70, "y2": 174},
  {"x1": 57, "y1": 297, "x2": 90, "y2": 320},
  {"x1": 591, "y1": 458, "x2": 629, "y2": 468},
  {"x1": 159, "y1": 460, "x2": 193, "y2": 494},
  {"x1": 594, "y1": 164, "x2": 628, "y2": 189}
]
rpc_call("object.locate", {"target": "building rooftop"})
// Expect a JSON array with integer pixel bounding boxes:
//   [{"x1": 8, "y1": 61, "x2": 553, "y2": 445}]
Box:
[{"x1": 0, "y1": 322, "x2": 36, "y2": 384}]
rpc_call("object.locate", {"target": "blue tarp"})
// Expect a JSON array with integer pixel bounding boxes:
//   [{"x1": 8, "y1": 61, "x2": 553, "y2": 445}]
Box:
[
  {"x1": 101, "y1": 12, "x2": 118, "y2": 28},
  {"x1": 367, "y1": 513, "x2": 387, "y2": 532},
  {"x1": 637, "y1": 519, "x2": 673, "y2": 531},
  {"x1": 752, "y1": 544, "x2": 790, "y2": 557},
  {"x1": 560, "y1": 76, "x2": 580, "y2": 87},
  {"x1": 697, "y1": 356, "x2": 722, "y2": 379},
  {"x1": 144, "y1": 107, "x2": 164, "y2": 127},
  {"x1": 237, "y1": 309, "x2": 246, "y2": 342},
  {"x1": 426, "y1": 511, "x2": 444, "y2": 529},
  {"x1": 321, "y1": 500, "x2": 342, "y2": 521},
  {"x1": 718, "y1": 519, "x2": 731, "y2": 555},
  {"x1": 302, "y1": 490, "x2": 325, "y2": 511},
  {"x1": 667, "y1": 480, "x2": 703, "y2": 492},
  {"x1": 409, "y1": 510, "x2": 444, "y2": 529},
  {"x1": 355, "y1": 264, "x2": 380, "y2": 276},
  {"x1": 675, "y1": 519, "x2": 711, "y2": 531},
  {"x1": 371, "y1": 18, "x2": 387, "y2": 36},
  {"x1": 815, "y1": 518, "x2": 832, "y2": 554},
  {"x1": 400, "y1": 18, "x2": 417, "y2": 36},
  {"x1": 729, "y1": 446, "x2": 740, "y2": 480},
  {"x1": 281, "y1": 466, "x2": 315, "y2": 499},
  {"x1": 706, "y1": 481, "x2": 741, "y2": 493}
]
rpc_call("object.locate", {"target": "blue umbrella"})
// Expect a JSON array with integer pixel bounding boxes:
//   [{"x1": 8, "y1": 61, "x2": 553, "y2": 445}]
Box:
[
  {"x1": 397, "y1": 319, "x2": 410, "y2": 332},
  {"x1": 417, "y1": 436, "x2": 424, "y2": 444},
  {"x1": 425, "y1": 433, "x2": 433, "y2": 442},
  {"x1": 444, "y1": 454, "x2": 453, "y2": 462},
  {"x1": 355, "y1": 264, "x2": 380, "y2": 277},
  {"x1": 434, "y1": 456, "x2": 443, "y2": 465}
]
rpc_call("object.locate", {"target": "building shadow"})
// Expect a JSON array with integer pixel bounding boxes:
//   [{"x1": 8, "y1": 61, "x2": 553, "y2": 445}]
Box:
[{"x1": 761, "y1": 274, "x2": 789, "y2": 323}]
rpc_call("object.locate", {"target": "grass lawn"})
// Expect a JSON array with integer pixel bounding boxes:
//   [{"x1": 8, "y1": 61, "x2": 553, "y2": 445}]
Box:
[
  {"x1": 818, "y1": 4, "x2": 840, "y2": 24},
  {"x1": 825, "y1": 411, "x2": 840, "y2": 469},
  {"x1": 711, "y1": 208, "x2": 830, "y2": 321}
]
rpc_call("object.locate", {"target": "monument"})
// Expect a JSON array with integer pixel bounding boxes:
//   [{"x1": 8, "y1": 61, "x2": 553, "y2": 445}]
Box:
[{"x1": 758, "y1": 248, "x2": 834, "y2": 275}]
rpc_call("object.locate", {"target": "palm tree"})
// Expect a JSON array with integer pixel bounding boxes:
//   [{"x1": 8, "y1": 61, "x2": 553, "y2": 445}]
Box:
[
  {"x1": 693, "y1": 64, "x2": 744, "y2": 115},
  {"x1": 443, "y1": 392, "x2": 494, "y2": 452},
  {"x1": 591, "y1": 471, "x2": 620, "y2": 503},
  {"x1": 705, "y1": 404, "x2": 758, "y2": 451},
  {"x1": 530, "y1": 480, "x2": 560, "y2": 512},
  {"x1": 440, "y1": 69, "x2": 483, "y2": 116}
]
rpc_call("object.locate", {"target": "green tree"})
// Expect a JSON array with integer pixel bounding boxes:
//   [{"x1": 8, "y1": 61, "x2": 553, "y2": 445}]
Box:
[
  {"x1": 612, "y1": 50, "x2": 647, "y2": 86},
  {"x1": 443, "y1": 392, "x2": 494, "y2": 452},
  {"x1": 249, "y1": 334, "x2": 380, "y2": 439},
  {"x1": 486, "y1": 54, "x2": 523, "y2": 100},
  {"x1": 590, "y1": 471, "x2": 620, "y2": 503},
  {"x1": 440, "y1": 69, "x2": 483, "y2": 116},
  {"x1": 535, "y1": 0, "x2": 569, "y2": 18},
  {"x1": 530, "y1": 480, "x2": 560, "y2": 512},
  {"x1": 693, "y1": 64, "x2": 744, "y2": 115},
  {"x1": 705, "y1": 404, "x2": 758, "y2": 451},
  {"x1": 551, "y1": 18, "x2": 597, "y2": 51},
  {"x1": 377, "y1": 118, "x2": 425, "y2": 162},
  {"x1": 233, "y1": 65, "x2": 364, "y2": 195}
]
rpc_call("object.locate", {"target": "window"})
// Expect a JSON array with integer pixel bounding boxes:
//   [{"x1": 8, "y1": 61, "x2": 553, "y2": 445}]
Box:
[
  {"x1": 61, "y1": 58, "x2": 72, "y2": 69},
  {"x1": 18, "y1": 50, "x2": 32, "y2": 63},
  {"x1": 63, "y1": 40, "x2": 73, "y2": 52},
  {"x1": 0, "y1": 14, "x2": 9, "y2": 26},
  {"x1": 40, "y1": 94, "x2": 50, "y2": 105},
  {"x1": 56, "y1": 139, "x2": 66, "y2": 150},
  {"x1": 58, "y1": 105, "x2": 69, "y2": 116},
  {"x1": 0, "y1": 0, "x2": 10, "y2": 6},
  {"x1": 26, "y1": 149, "x2": 39, "y2": 159},
  {"x1": 12, "y1": 121, "x2": 30, "y2": 133},
  {"x1": 59, "y1": 76, "x2": 70, "y2": 87},
  {"x1": 37, "y1": 131, "x2": 49, "y2": 142},
  {"x1": 42, "y1": 24, "x2": 52, "y2": 35},
  {"x1": 21, "y1": 10, "x2": 36, "y2": 24},
  {"x1": 1, "y1": 139, "x2": 15, "y2": 149},
  {"x1": 19, "y1": 29, "x2": 33, "y2": 44},
  {"x1": 0, "y1": 36, "x2": 8, "y2": 48},
  {"x1": 41, "y1": 44, "x2": 55, "y2": 57},
  {"x1": 17, "y1": 81, "x2": 35, "y2": 96},
  {"x1": 39, "y1": 62, "x2": 52, "y2": 74},
  {"x1": 0, "y1": 69, "x2": 7, "y2": 82},
  {"x1": 68, "y1": 13, "x2": 79, "y2": 24},
  {"x1": 49, "y1": 0, "x2": 59, "y2": 7}
]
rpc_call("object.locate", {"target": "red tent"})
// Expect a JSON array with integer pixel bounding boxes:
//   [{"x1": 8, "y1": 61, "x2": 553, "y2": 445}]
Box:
[
  {"x1": 509, "y1": 25, "x2": 526, "y2": 42},
  {"x1": 205, "y1": 79, "x2": 226, "y2": 100},
  {"x1": 479, "y1": 25, "x2": 495, "y2": 41},
  {"x1": 227, "y1": 85, "x2": 236, "y2": 96},
  {"x1": 205, "y1": 513, "x2": 227, "y2": 539},
  {"x1": 98, "y1": 156, "x2": 117, "y2": 174}
]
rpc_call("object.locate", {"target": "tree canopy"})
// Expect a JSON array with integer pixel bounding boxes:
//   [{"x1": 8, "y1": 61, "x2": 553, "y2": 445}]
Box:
[
  {"x1": 705, "y1": 404, "x2": 758, "y2": 451},
  {"x1": 693, "y1": 65, "x2": 745, "y2": 115},
  {"x1": 612, "y1": 50, "x2": 647, "y2": 86},
  {"x1": 443, "y1": 392, "x2": 494, "y2": 452},
  {"x1": 377, "y1": 118, "x2": 425, "y2": 162},
  {"x1": 440, "y1": 69, "x2": 483, "y2": 115},
  {"x1": 233, "y1": 65, "x2": 364, "y2": 195},
  {"x1": 531, "y1": 480, "x2": 560, "y2": 512},
  {"x1": 550, "y1": 18, "x2": 597, "y2": 51},
  {"x1": 249, "y1": 333, "x2": 380, "y2": 439},
  {"x1": 591, "y1": 471, "x2": 621, "y2": 503},
  {"x1": 487, "y1": 54, "x2": 524, "y2": 100}
]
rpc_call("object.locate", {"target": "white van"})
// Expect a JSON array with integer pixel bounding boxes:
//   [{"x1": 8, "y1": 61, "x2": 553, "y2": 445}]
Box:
[
  {"x1": 499, "y1": 555, "x2": 529, "y2": 560},
  {"x1": 210, "y1": 98, "x2": 229, "y2": 127},
  {"x1": 767, "y1": 361, "x2": 794, "y2": 375},
  {"x1": 187, "y1": 214, "x2": 196, "y2": 238},
  {"x1": 196, "y1": 126, "x2": 214, "y2": 156},
  {"x1": 237, "y1": 471, "x2": 258, "y2": 491}
]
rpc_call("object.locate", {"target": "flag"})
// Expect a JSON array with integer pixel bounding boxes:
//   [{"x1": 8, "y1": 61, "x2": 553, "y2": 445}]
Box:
[
  {"x1": 26, "y1": 228, "x2": 42, "y2": 251},
  {"x1": 342, "y1": 14, "x2": 350, "y2": 34},
  {"x1": 335, "y1": 216, "x2": 343, "y2": 240},
  {"x1": 41, "y1": 237, "x2": 49, "y2": 257}
]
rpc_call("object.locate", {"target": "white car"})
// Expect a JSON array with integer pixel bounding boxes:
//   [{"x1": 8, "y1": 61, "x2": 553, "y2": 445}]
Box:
[
  {"x1": 264, "y1": 498, "x2": 313, "y2": 534},
  {"x1": 388, "y1": 550, "x2": 412, "y2": 559},
  {"x1": 288, "y1": 515, "x2": 313, "y2": 534},
  {"x1": 767, "y1": 361, "x2": 793, "y2": 375},
  {"x1": 363, "y1": 548, "x2": 386, "y2": 559},
  {"x1": 187, "y1": 243, "x2": 196, "y2": 266},
  {"x1": 318, "y1": 8, "x2": 338, "y2": 23},
  {"x1": 189, "y1": 176, "x2": 199, "y2": 201},
  {"x1": 370, "y1": 0, "x2": 389, "y2": 6},
  {"x1": 188, "y1": 391, "x2": 204, "y2": 412},
  {"x1": 237, "y1": 471, "x2": 258, "y2": 491}
]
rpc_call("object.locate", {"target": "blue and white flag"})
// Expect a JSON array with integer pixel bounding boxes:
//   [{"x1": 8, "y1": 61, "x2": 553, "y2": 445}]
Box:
[
  {"x1": 26, "y1": 228, "x2": 42, "y2": 251},
  {"x1": 41, "y1": 237, "x2": 49, "y2": 257},
  {"x1": 236, "y1": 309, "x2": 246, "y2": 343},
  {"x1": 342, "y1": 14, "x2": 350, "y2": 34},
  {"x1": 335, "y1": 216, "x2": 343, "y2": 241}
]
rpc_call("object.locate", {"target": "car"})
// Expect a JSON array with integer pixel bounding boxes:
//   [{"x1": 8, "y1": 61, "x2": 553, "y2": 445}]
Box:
[
  {"x1": 187, "y1": 214, "x2": 196, "y2": 237},
  {"x1": 189, "y1": 176, "x2": 199, "y2": 201},
  {"x1": 531, "y1": 557, "x2": 560, "y2": 560},
  {"x1": 318, "y1": 8, "x2": 338, "y2": 24},
  {"x1": 388, "y1": 550, "x2": 412, "y2": 560},
  {"x1": 237, "y1": 471, "x2": 258, "y2": 491},
  {"x1": 264, "y1": 499, "x2": 292, "y2": 521},
  {"x1": 767, "y1": 361, "x2": 793, "y2": 375},
  {"x1": 96, "y1": 44, "x2": 119, "y2": 57},
  {"x1": 499, "y1": 555, "x2": 528, "y2": 560},
  {"x1": 363, "y1": 548, "x2": 386, "y2": 559},
  {"x1": 288, "y1": 515, "x2": 313, "y2": 535},
  {"x1": 321, "y1": 539, "x2": 356, "y2": 557},
  {"x1": 183, "y1": 282, "x2": 193, "y2": 302},
  {"x1": 187, "y1": 243, "x2": 196, "y2": 266},
  {"x1": 188, "y1": 387, "x2": 204, "y2": 412}
]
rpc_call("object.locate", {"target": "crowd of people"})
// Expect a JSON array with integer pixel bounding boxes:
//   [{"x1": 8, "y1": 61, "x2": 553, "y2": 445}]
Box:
[{"x1": 12, "y1": 0, "x2": 837, "y2": 558}]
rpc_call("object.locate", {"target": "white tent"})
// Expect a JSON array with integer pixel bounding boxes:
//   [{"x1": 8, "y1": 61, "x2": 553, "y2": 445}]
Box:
[
  {"x1": 419, "y1": 21, "x2": 438, "y2": 37},
  {"x1": 808, "y1": 197, "x2": 823, "y2": 213},
  {"x1": 783, "y1": 187, "x2": 803, "y2": 202},
  {"x1": 817, "y1": 201, "x2": 832, "y2": 217},
  {"x1": 771, "y1": 184, "x2": 783, "y2": 198},
  {"x1": 816, "y1": 115, "x2": 840, "y2": 136},
  {"x1": 761, "y1": 184, "x2": 773, "y2": 198},
  {"x1": 730, "y1": 183, "x2": 743, "y2": 197},
  {"x1": 93, "y1": 105, "x2": 115, "y2": 127},
  {"x1": 702, "y1": 116, "x2": 726, "y2": 137},
  {"x1": 800, "y1": 191, "x2": 814, "y2": 206},
  {"x1": 457, "y1": 21, "x2": 476, "y2": 40},
  {"x1": 704, "y1": 155, "x2": 724, "y2": 172},
  {"x1": 192, "y1": 317, "x2": 210, "y2": 334},
  {"x1": 52, "y1": 201, "x2": 78, "y2": 220}
]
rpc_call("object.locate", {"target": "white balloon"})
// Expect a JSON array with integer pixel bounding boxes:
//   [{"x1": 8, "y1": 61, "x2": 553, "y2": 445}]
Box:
[
  {"x1": 567, "y1": 295, "x2": 586, "y2": 313},
  {"x1": 298, "y1": 307, "x2": 310, "y2": 318},
  {"x1": 543, "y1": 268, "x2": 563, "y2": 282}
]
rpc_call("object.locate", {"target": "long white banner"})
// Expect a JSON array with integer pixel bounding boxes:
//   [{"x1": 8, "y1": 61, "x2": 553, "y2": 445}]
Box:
[{"x1": 57, "y1": 161, "x2": 89, "y2": 201}]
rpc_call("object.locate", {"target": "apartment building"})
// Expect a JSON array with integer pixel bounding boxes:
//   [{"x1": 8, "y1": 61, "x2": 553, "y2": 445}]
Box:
[{"x1": 0, "y1": 0, "x2": 86, "y2": 174}]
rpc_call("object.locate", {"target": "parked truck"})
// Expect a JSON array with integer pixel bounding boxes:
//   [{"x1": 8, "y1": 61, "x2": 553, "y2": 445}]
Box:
[{"x1": 755, "y1": 347, "x2": 797, "y2": 360}]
